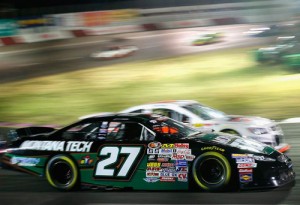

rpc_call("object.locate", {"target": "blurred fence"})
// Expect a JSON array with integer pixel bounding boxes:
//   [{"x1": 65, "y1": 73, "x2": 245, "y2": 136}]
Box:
[{"x1": 0, "y1": 0, "x2": 297, "y2": 45}]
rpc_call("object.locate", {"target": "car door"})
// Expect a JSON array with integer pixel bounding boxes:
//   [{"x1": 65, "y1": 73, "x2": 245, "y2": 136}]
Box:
[{"x1": 63, "y1": 119, "x2": 152, "y2": 189}]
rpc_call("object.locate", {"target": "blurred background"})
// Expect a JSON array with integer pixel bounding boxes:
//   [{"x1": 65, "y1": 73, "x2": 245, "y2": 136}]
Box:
[
  {"x1": 1, "y1": 1, "x2": 300, "y2": 204},
  {"x1": 1, "y1": 0, "x2": 300, "y2": 125}
]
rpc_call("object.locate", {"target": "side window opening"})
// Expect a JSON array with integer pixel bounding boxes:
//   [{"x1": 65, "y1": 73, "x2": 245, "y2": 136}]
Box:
[
  {"x1": 62, "y1": 122, "x2": 101, "y2": 140},
  {"x1": 106, "y1": 122, "x2": 155, "y2": 142},
  {"x1": 153, "y1": 108, "x2": 172, "y2": 118},
  {"x1": 153, "y1": 108, "x2": 190, "y2": 123},
  {"x1": 140, "y1": 126, "x2": 155, "y2": 141}
]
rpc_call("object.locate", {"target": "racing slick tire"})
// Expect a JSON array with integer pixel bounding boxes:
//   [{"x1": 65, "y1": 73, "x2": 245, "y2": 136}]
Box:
[
  {"x1": 221, "y1": 129, "x2": 241, "y2": 136},
  {"x1": 45, "y1": 154, "x2": 79, "y2": 191},
  {"x1": 192, "y1": 151, "x2": 232, "y2": 191}
]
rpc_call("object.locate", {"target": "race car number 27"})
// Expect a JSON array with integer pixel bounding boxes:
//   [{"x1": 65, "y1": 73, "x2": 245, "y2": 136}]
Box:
[{"x1": 94, "y1": 146, "x2": 143, "y2": 179}]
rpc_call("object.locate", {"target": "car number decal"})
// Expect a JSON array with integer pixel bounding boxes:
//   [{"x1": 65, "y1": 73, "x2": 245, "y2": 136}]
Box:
[{"x1": 94, "y1": 146, "x2": 144, "y2": 180}]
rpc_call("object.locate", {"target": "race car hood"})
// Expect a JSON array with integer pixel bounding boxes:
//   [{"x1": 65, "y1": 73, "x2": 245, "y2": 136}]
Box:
[
  {"x1": 214, "y1": 115, "x2": 275, "y2": 126},
  {"x1": 191, "y1": 132, "x2": 276, "y2": 155}
]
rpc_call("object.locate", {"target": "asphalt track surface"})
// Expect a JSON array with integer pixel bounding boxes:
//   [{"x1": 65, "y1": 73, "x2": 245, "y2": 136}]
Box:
[
  {"x1": 0, "y1": 123, "x2": 299, "y2": 205},
  {"x1": 0, "y1": 25, "x2": 299, "y2": 205}
]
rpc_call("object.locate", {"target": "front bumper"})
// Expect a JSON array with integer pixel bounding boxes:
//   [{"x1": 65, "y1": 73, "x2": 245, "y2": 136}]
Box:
[
  {"x1": 274, "y1": 143, "x2": 291, "y2": 153},
  {"x1": 240, "y1": 159, "x2": 296, "y2": 190}
]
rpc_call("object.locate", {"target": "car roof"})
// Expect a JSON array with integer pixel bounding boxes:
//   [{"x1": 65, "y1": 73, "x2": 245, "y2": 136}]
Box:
[
  {"x1": 80, "y1": 112, "x2": 164, "y2": 122},
  {"x1": 151, "y1": 100, "x2": 200, "y2": 106},
  {"x1": 120, "y1": 100, "x2": 204, "y2": 113}
]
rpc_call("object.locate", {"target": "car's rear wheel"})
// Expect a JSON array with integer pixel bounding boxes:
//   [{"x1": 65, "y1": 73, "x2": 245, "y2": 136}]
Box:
[
  {"x1": 192, "y1": 152, "x2": 232, "y2": 191},
  {"x1": 45, "y1": 155, "x2": 79, "y2": 191}
]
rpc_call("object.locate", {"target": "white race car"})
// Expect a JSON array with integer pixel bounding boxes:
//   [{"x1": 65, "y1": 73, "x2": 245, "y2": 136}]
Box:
[
  {"x1": 120, "y1": 100, "x2": 290, "y2": 153},
  {"x1": 90, "y1": 45, "x2": 138, "y2": 59}
]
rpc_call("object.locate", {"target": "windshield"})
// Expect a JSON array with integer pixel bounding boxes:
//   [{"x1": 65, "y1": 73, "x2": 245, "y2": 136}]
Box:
[
  {"x1": 150, "y1": 117, "x2": 199, "y2": 139},
  {"x1": 183, "y1": 104, "x2": 227, "y2": 120}
]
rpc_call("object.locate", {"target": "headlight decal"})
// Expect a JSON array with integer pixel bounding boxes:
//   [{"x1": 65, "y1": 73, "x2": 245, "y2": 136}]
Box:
[
  {"x1": 248, "y1": 127, "x2": 269, "y2": 135},
  {"x1": 253, "y1": 155, "x2": 276, "y2": 162}
]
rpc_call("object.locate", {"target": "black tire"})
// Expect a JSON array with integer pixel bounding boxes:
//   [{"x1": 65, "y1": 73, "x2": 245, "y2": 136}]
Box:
[
  {"x1": 192, "y1": 152, "x2": 232, "y2": 191},
  {"x1": 45, "y1": 155, "x2": 79, "y2": 191},
  {"x1": 221, "y1": 129, "x2": 241, "y2": 136}
]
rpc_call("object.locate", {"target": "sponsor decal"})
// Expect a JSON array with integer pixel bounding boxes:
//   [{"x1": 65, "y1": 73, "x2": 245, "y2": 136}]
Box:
[
  {"x1": 159, "y1": 149, "x2": 176, "y2": 154},
  {"x1": 175, "y1": 143, "x2": 189, "y2": 149},
  {"x1": 235, "y1": 157, "x2": 255, "y2": 163},
  {"x1": 161, "y1": 163, "x2": 175, "y2": 167},
  {"x1": 148, "y1": 142, "x2": 162, "y2": 149},
  {"x1": 79, "y1": 156, "x2": 93, "y2": 165},
  {"x1": 158, "y1": 154, "x2": 172, "y2": 158},
  {"x1": 237, "y1": 163, "x2": 257, "y2": 168},
  {"x1": 65, "y1": 141, "x2": 93, "y2": 152},
  {"x1": 144, "y1": 178, "x2": 160, "y2": 183},
  {"x1": 147, "y1": 149, "x2": 159, "y2": 154},
  {"x1": 11, "y1": 157, "x2": 40, "y2": 166},
  {"x1": 171, "y1": 153, "x2": 185, "y2": 160},
  {"x1": 161, "y1": 144, "x2": 175, "y2": 148},
  {"x1": 147, "y1": 167, "x2": 161, "y2": 171},
  {"x1": 148, "y1": 154, "x2": 156, "y2": 161},
  {"x1": 146, "y1": 172, "x2": 160, "y2": 177},
  {"x1": 20, "y1": 140, "x2": 64, "y2": 151},
  {"x1": 176, "y1": 148, "x2": 192, "y2": 155},
  {"x1": 232, "y1": 154, "x2": 251, "y2": 158},
  {"x1": 157, "y1": 158, "x2": 169, "y2": 162},
  {"x1": 238, "y1": 168, "x2": 253, "y2": 173},
  {"x1": 201, "y1": 146, "x2": 225, "y2": 152},
  {"x1": 175, "y1": 160, "x2": 187, "y2": 167},
  {"x1": 239, "y1": 173, "x2": 253, "y2": 183},
  {"x1": 160, "y1": 177, "x2": 175, "y2": 182},
  {"x1": 177, "y1": 173, "x2": 188, "y2": 182},
  {"x1": 147, "y1": 162, "x2": 161, "y2": 167},
  {"x1": 145, "y1": 142, "x2": 192, "y2": 182},
  {"x1": 20, "y1": 140, "x2": 93, "y2": 152},
  {"x1": 161, "y1": 168, "x2": 176, "y2": 172},
  {"x1": 185, "y1": 154, "x2": 195, "y2": 161},
  {"x1": 176, "y1": 166, "x2": 188, "y2": 172},
  {"x1": 160, "y1": 172, "x2": 177, "y2": 177}
]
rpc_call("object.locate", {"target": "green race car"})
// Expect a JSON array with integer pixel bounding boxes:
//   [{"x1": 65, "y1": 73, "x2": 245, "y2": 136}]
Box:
[
  {"x1": 0, "y1": 113, "x2": 295, "y2": 192},
  {"x1": 192, "y1": 33, "x2": 222, "y2": 46},
  {"x1": 254, "y1": 36, "x2": 300, "y2": 64}
]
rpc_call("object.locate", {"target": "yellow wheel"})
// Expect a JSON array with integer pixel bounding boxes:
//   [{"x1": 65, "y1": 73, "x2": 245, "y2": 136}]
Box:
[
  {"x1": 45, "y1": 155, "x2": 79, "y2": 191},
  {"x1": 192, "y1": 152, "x2": 231, "y2": 191}
]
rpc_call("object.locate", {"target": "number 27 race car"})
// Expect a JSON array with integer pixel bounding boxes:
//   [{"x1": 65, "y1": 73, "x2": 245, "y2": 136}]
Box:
[{"x1": 0, "y1": 113, "x2": 295, "y2": 192}]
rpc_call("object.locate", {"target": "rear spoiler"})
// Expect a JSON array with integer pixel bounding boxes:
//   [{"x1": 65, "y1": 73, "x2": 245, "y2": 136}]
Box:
[{"x1": 7, "y1": 126, "x2": 56, "y2": 142}]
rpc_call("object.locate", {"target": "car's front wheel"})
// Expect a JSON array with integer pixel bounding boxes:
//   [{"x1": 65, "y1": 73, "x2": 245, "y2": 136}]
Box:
[
  {"x1": 45, "y1": 155, "x2": 79, "y2": 191},
  {"x1": 192, "y1": 151, "x2": 232, "y2": 191}
]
